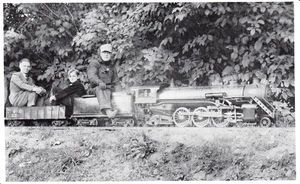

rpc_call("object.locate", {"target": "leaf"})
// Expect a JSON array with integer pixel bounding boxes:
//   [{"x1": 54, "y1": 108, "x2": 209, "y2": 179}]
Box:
[
  {"x1": 41, "y1": 40, "x2": 47, "y2": 48},
  {"x1": 269, "y1": 75, "x2": 276, "y2": 83},
  {"x1": 178, "y1": 27, "x2": 187, "y2": 35},
  {"x1": 239, "y1": 17, "x2": 247, "y2": 24},
  {"x1": 205, "y1": 10, "x2": 210, "y2": 16},
  {"x1": 260, "y1": 78, "x2": 269, "y2": 85},
  {"x1": 160, "y1": 37, "x2": 173, "y2": 47},
  {"x1": 50, "y1": 30, "x2": 59, "y2": 36},
  {"x1": 56, "y1": 20, "x2": 62, "y2": 26},
  {"x1": 258, "y1": 19, "x2": 265, "y2": 25},
  {"x1": 221, "y1": 19, "x2": 227, "y2": 27},
  {"x1": 40, "y1": 24, "x2": 47, "y2": 30},
  {"x1": 231, "y1": 52, "x2": 238, "y2": 60},
  {"x1": 254, "y1": 70, "x2": 266, "y2": 79},
  {"x1": 234, "y1": 65, "x2": 240, "y2": 72},
  {"x1": 59, "y1": 27, "x2": 65, "y2": 33},
  {"x1": 267, "y1": 64, "x2": 277, "y2": 74},
  {"x1": 254, "y1": 40, "x2": 262, "y2": 51},
  {"x1": 175, "y1": 12, "x2": 186, "y2": 22},
  {"x1": 62, "y1": 22, "x2": 72, "y2": 29},
  {"x1": 281, "y1": 92, "x2": 288, "y2": 100},
  {"x1": 241, "y1": 36, "x2": 248, "y2": 44},
  {"x1": 222, "y1": 66, "x2": 234, "y2": 76},
  {"x1": 283, "y1": 80, "x2": 290, "y2": 87},
  {"x1": 260, "y1": 6, "x2": 266, "y2": 13},
  {"x1": 242, "y1": 53, "x2": 250, "y2": 68},
  {"x1": 172, "y1": 7, "x2": 183, "y2": 14},
  {"x1": 182, "y1": 43, "x2": 190, "y2": 54}
]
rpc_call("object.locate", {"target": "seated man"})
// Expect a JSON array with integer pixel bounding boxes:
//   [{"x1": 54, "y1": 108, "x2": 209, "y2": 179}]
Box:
[
  {"x1": 9, "y1": 58, "x2": 46, "y2": 107},
  {"x1": 49, "y1": 69, "x2": 86, "y2": 116},
  {"x1": 87, "y1": 43, "x2": 119, "y2": 118}
]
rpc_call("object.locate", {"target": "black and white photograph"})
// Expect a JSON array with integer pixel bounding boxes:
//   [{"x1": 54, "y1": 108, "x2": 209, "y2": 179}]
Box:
[{"x1": 1, "y1": 1, "x2": 298, "y2": 183}]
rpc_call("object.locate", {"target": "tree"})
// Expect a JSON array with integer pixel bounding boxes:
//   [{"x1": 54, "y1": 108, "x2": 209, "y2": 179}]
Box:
[{"x1": 4, "y1": 2, "x2": 294, "y2": 125}]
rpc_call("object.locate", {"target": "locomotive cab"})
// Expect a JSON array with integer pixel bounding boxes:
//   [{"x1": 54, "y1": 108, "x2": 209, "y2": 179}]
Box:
[{"x1": 130, "y1": 86, "x2": 160, "y2": 104}]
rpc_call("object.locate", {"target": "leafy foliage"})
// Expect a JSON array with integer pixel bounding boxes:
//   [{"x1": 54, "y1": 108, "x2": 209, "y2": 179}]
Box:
[{"x1": 4, "y1": 2, "x2": 294, "y2": 123}]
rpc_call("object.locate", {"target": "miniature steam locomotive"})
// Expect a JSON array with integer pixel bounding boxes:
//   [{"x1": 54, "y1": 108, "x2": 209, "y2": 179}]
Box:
[{"x1": 5, "y1": 84, "x2": 275, "y2": 127}]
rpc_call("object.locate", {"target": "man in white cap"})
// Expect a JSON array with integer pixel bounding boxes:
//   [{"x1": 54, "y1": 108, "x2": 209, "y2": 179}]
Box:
[{"x1": 87, "y1": 44, "x2": 118, "y2": 118}]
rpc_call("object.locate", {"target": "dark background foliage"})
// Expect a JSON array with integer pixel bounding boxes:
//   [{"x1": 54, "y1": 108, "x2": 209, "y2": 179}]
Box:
[{"x1": 3, "y1": 2, "x2": 294, "y2": 124}]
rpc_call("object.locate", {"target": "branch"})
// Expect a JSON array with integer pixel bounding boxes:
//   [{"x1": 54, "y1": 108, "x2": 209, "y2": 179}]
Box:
[
  {"x1": 34, "y1": 52, "x2": 49, "y2": 64},
  {"x1": 17, "y1": 10, "x2": 53, "y2": 32},
  {"x1": 43, "y1": 3, "x2": 60, "y2": 19},
  {"x1": 36, "y1": 10, "x2": 55, "y2": 21},
  {"x1": 16, "y1": 19, "x2": 28, "y2": 32},
  {"x1": 64, "y1": 4, "x2": 79, "y2": 32}
]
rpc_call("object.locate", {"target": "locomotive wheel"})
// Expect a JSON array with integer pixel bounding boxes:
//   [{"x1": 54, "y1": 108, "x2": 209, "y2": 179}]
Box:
[
  {"x1": 147, "y1": 115, "x2": 160, "y2": 126},
  {"x1": 191, "y1": 107, "x2": 210, "y2": 127},
  {"x1": 211, "y1": 117, "x2": 230, "y2": 128},
  {"x1": 51, "y1": 120, "x2": 68, "y2": 126},
  {"x1": 76, "y1": 118, "x2": 99, "y2": 126},
  {"x1": 210, "y1": 109, "x2": 230, "y2": 128},
  {"x1": 172, "y1": 107, "x2": 191, "y2": 127},
  {"x1": 259, "y1": 117, "x2": 272, "y2": 127},
  {"x1": 32, "y1": 120, "x2": 49, "y2": 126},
  {"x1": 123, "y1": 118, "x2": 135, "y2": 127},
  {"x1": 90, "y1": 118, "x2": 99, "y2": 126},
  {"x1": 76, "y1": 119, "x2": 91, "y2": 126},
  {"x1": 147, "y1": 115, "x2": 173, "y2": 127},
  {"x1": 6, "y1": 120, "x2": 25, "y2": 126}
]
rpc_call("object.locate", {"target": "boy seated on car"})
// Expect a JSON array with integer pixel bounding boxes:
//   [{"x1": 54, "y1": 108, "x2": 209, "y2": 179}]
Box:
[{"x1": 49, "y1": 69, "x2": 86, "y2": 116}]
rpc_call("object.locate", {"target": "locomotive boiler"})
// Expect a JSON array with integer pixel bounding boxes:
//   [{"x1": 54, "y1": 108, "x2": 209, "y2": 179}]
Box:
[{"x1": 5, "y1": 83, "x2": 275, "y2": 127}]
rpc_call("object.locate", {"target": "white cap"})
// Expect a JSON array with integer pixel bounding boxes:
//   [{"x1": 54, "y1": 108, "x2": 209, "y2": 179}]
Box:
[{"x1": 100, "y1": 44, "x2": 112, "y2": 53}]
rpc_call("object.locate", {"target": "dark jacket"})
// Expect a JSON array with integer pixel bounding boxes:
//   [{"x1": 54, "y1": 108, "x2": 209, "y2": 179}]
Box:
[
  {"x1": 87, "y1": 58, "x2": 118, "y2": 88},
  {"x1": 55, "y1": 80, "x2": 86, "y2": 101}
]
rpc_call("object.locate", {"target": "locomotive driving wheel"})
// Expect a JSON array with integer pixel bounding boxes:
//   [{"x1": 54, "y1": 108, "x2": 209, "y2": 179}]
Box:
[
  {"x1": 172, "y1": 107, "x2": 191, "y2": 127},
  {"x1": 191, "y1": 107, "x2": 210, "y2": 127},
  {"x1": 210, "y1": 109, "x2": 230, "y2": 128}
]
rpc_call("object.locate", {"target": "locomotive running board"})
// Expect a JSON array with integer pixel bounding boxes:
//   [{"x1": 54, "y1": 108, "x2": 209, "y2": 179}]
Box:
[{"x1": 252, "y1": 97, "x2": 275, "y2": 118}]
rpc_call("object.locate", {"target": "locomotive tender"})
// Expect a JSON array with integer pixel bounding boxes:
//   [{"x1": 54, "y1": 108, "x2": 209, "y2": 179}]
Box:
[{"x1": 5, "y1": 83, "x2": 275, "y2": 127}]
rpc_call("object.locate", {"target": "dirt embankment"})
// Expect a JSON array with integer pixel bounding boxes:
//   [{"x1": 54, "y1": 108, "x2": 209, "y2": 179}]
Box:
[{"x1": 5, "y1": 127, "x2": 295, "y2": 181}]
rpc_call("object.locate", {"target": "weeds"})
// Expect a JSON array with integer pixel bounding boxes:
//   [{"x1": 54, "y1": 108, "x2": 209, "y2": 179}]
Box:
[
  {"x1": 122, "y1": 133, "x2": 157, "y2": 159},
  {"x1": 258, "y1": 152, "x2": 296, "y2": 180},
  {"x1": 58, "y1": 156, "x2": 83, "y2": 173},
  {"x1": 8, "y1": 146, "x2": 24, "y2": 158}
]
